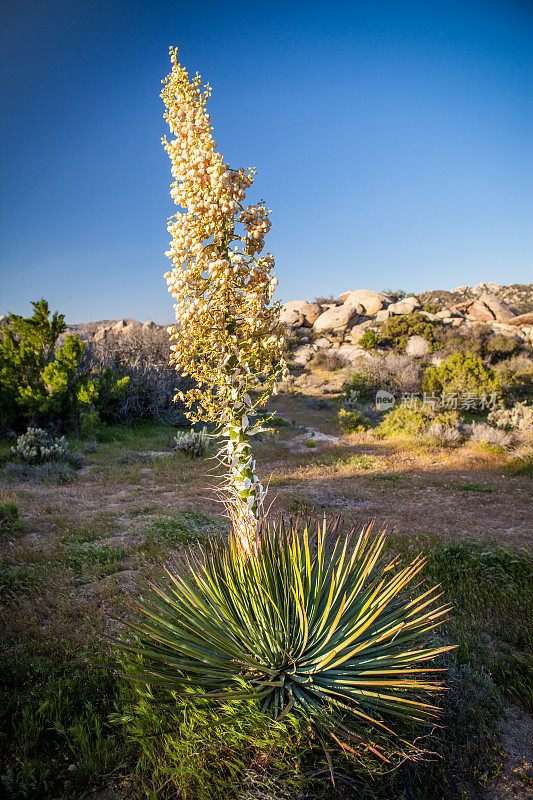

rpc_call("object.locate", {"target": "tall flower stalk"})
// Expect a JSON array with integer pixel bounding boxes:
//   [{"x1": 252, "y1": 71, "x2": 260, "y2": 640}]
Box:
[{"x1": 162, "y1": 48, "x2": 286, "y2": 551}]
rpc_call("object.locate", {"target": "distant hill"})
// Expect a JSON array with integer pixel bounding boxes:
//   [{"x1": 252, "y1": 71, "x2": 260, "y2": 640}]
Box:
[{"x1": 418, "y1": 283, "x2": 533, "y2": 315}]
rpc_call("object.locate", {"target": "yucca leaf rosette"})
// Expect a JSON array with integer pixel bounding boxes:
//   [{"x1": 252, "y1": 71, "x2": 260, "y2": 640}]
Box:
[{"x1": 120, "y1": 520, "x2": 452, "y2": 753}]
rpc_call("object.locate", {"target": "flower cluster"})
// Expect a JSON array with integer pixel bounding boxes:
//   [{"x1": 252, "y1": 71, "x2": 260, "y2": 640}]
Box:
[{"x1": 161, "y1": 48, "x2": 287, "y2": 541}]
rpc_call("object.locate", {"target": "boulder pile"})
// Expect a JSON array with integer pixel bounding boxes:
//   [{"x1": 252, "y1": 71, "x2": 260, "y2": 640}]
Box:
[
  {"x1": 280, "y1": 285, "x2": 533, "y2": 366},
  {"x1": 62, "y1": 319, "x2": 165, "y2": 342}
]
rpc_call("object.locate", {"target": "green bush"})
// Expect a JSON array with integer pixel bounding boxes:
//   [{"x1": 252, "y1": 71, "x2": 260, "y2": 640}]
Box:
[
  {"x1": 484, "y1": 334, "x2": 522, "y2": 361},
  {"x1": 382, "y1": 312, "x2": 442, "y2": 351},
  {"x1": 341, "y1": 372, "x2": 376, "y2": 403},
  {"x1": 359, "y1": 329, "x2": 382, "y2": 351},
  {"x1": 377, "y1": 405, "x2": 461, "y2": 440},
  {"x1": 0, "y1": 299, "x2": 127, "y2": 433},
  {"x1": 432, "y1": 328, "x2": 487, "y2": 358},
  {"x1": 337, "y1": 408, "x2": 373, "y2": 432},
  {"x1": 421, "y1": 353, "x2": 501, "y2": 402},
  {"x1": 386, "y1": 289, "x2": 406, "y2": 302},
  {"x1": 494, "y1": 354, "x2": 533, "y2": 403}
]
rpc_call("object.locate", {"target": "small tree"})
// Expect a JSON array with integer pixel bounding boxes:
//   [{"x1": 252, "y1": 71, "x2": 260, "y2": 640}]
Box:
[
  {"x1": 0, "y1": 299, "x2": 127, "y2": 432},
  {"x1": 162, "y1": 48, "x2": 287, "y2": 550}
]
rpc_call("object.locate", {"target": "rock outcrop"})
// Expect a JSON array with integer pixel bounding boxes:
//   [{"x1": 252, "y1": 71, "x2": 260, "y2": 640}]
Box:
[
  {"x1": 507, "y1": 312, "x2": 533, "y2": 326},
  {"x1": 388, "y1": 296, "x2": 421, "y2": 315},
  {"x1": 280, "y1": 300, "x2": 322, "y2": 328},
  {"x1": 338, "y1": 290, "x2": 391, "y2": 315},
  {"x1": 279, "y1": 282, "x2": 532, "y2": 370},
  {"x1": 313, "y1": 304, "x2": 360, "y2": 333}
]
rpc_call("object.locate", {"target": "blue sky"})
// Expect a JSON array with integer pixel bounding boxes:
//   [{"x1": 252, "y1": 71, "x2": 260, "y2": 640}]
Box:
[{"x1": 1, "y1": 0, "x2": 531, "y2": 324}]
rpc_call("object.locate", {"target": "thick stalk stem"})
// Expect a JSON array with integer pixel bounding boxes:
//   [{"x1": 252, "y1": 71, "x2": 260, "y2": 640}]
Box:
[{"x1": 226, "y1": 411, "x2": 263, "y2": 555}]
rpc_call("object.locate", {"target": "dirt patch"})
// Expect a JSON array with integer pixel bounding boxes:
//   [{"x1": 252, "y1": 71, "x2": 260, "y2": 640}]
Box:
[{"x1": 485, "y1": 706, "x2": 533, "y2": 800}]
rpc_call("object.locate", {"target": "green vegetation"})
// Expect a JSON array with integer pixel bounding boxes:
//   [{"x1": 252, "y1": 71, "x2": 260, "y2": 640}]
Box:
[
  {"x1": 421, "y1": 352, "x2": 501, "y2": 401},
  {"x1": 0, "y1": 299, "x2": 128, "y2": 433},
  {"x1": 341, "y1": 372, "x2": 376, "y2": 402},
  {"x1": 337, "y1": 407, "x2": 373, "y2": 431},
  {"x1": 376, "y1": 405, "x2": 460, "y2": 440},
  {"x1": 10, "y1": 427, "x2": 70, "y2": 464},
  {"x1": 484, "y1": 333, "x2": 521, "y2": 361},
  {"x1": 0, "y1": 650, "x2": 123, "y2": 800},
  {"x1": 382, "y1": 312, "x2": 442, "y2": 351},
  {"x1": 0, "y1": 501, "x2": 23, "y2": 540},
  {"x1": 420, "y1": 539, "x2": 533, "y2": 713},
  {"x1": 359, "y1": 328, "x2": 382, "y2": 350},
  {"x1": 142, "y1": 509, "x2": 219, "y2": 550},
  {"x1": 115, "y1": 682, "x2": 310, "y2": 800},
  {"x1": 118, "y1": 520, "x2": 451, "y2": 754}
]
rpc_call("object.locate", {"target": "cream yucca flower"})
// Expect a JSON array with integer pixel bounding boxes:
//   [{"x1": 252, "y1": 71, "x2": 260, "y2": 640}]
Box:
[{"x1": 162, "y1": 48, "x2": 287, "y2": 550}]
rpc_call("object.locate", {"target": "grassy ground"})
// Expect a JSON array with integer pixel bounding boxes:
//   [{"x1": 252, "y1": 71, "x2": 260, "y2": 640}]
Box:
[{"x1": 0, "y1": 393, "x2": 532, "y2": 799}]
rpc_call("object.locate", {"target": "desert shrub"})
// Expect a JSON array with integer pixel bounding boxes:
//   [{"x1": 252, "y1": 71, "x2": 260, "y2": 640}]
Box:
[
  {"x1": 382, "y1": 312, "x2": 442, "y2": 351},
  {"x1": 422, "y1": 302, "x2": 441, "y2": 314},
  {"x1": 312, "y1": 350, "x2": 348, "y2": 370},
  {"x1": 364, "y1": 353, "x2": 420, "y2": 395},
  {"x1": 505, "y1": 445, "x2": 533, "y2": 476},
  {"x1": 174, "y1": 426, "x2": 211, "y2": 457},
  {"x1": 432, "y1": 327, "x2": 487, "y2": 358},
  {"x1": 421, "y1": 353, "x2": 501, "y2": 402},
  {"x1": 342, "y1": 354, "x2": 421, "y2": 407},
  {"x1": 81, "y1": 327, "x2": 189, "y2": 425},
  {"x1": 468, "y1": 422, "x2": 512, "y2": 449},
  {"x1": 377, "y1": 405, "x2": 461, "y2": 441},
  {"x1": 1, "y1": 460, "x2": 77, "y2": 484},
  {"x1": 386, "y1": 289, "x2": 406, "y2": 302},
  {"x1": 10, "y1": 427, "x2": 70, "y2": 464},
  {"x1": 488, "y1": 401, "x2": 533, "y2": 432},
  {"x1": 341, "y1": 372, "x2": 376, "y2": 403},
  {"x1": 337, "y1": 408, "x2": 373, "y2": 432},
  {"x1": 359, "y1": 329, "x2": 382, "y2": 351},
  {"x1": 82, "y1": 438, "x2": 99, "y2": 454},
  {"x1": 494, "y1": 353, "x2": 533, "y2": 401},
  {"x1": 0, "y1": 300, "x2": 129, "y2": 433},
  {"x1": 301, "y1": 396, "x2": 334, "y2": 410},
  {"x1": 432, "y1": 327, "x2": 526, "y2": 363},
  {"x1": 484, "y1": 333, "x2": 522, "y2": 361},
  {"x1": 426, "y1": 420, "x2": 462, "y2": 445}
]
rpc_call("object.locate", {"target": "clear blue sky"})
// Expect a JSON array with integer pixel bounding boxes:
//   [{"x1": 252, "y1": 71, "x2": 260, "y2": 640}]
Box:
[{"x1": 1, "y1": 0, "x2": 531, "y2": 324}]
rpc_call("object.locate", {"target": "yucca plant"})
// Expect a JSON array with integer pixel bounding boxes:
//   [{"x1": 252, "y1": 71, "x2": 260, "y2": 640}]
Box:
[{"x1": 119, "y1": 519, "x2": 452, "y2": 754}]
